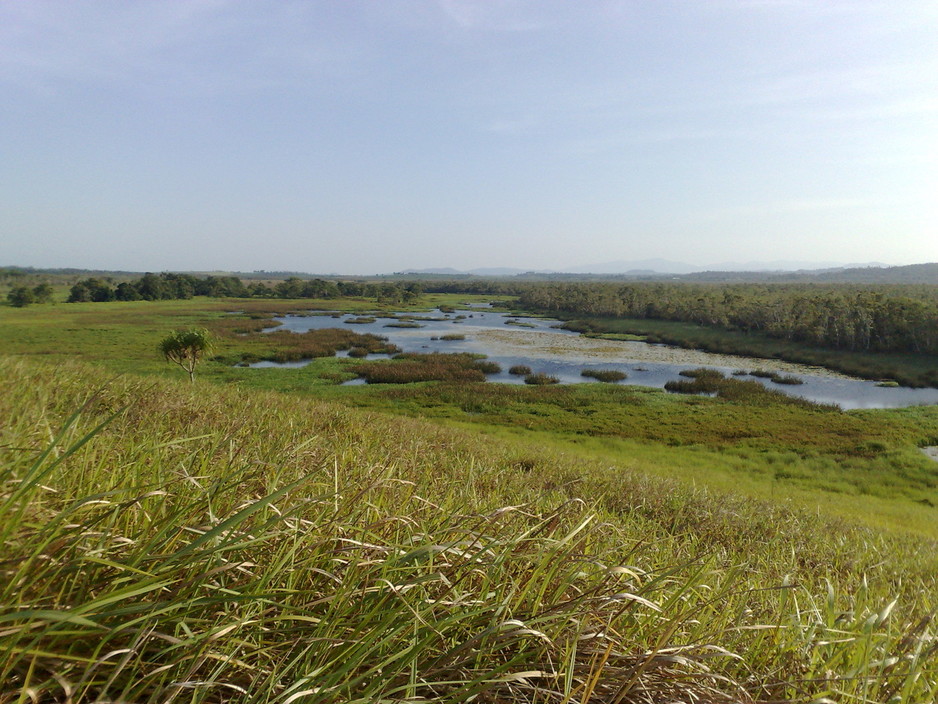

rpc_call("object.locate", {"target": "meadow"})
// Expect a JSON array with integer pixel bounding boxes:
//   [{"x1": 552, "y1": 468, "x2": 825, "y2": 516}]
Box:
[{"x1": 1, "y1": 294, "x2": 937, "y2": 702}]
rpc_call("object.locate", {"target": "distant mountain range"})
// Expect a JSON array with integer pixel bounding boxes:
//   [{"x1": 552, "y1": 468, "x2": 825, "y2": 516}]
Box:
[
  {"x1": 398, "y1": 261, "x2": 938, "y2": 284},
  {"x1": 402, "y1": 259, "x2": 889, "y2": 276},
  {"x1": 6, "y1": 261, "x2": 937, "y2": 285}
]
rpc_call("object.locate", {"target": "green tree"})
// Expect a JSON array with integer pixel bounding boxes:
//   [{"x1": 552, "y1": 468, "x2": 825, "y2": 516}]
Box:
[
  {"x1": 158, "y1": 328, "x2": 214, "y2": 383},
  {"x1": 68, "y1": 278, "x2": 114, "y2": 303},
  {"x1": 32, "y1": 283, "x2": 54, "y2": 304},
  {"x1": 6, "y1": 286, "x2": 35, "y2": 307},
  {"x1": 115, "y1": 282, "x2": 142, "y2": 301}
]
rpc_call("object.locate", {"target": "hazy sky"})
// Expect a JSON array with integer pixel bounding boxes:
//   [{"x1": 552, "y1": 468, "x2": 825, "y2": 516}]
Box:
[{"x1": 1, "y1": 1, "x2": 935, "y2": 274}]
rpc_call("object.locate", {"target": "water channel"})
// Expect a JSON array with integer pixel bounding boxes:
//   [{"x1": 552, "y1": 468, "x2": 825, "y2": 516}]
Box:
[{"x1": 250, "y1": 307, "x2": 938, "y2": 410}]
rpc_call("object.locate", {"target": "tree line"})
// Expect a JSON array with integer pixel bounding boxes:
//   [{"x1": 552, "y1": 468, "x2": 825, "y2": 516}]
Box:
[
  {"x1": 515, "y1": 282, "x2": 938, "y2": 356},
  {"x1": 64, "y1": 273, "x2": 423, "y2": 304},
  {"x1": 5, "y1": 283, "x2": 55, "y2": 307}
]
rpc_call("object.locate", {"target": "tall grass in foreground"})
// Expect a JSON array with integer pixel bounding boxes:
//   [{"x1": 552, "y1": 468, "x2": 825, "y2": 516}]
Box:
[{"x1": 1, "y1": 357, "x2": 936, "y2": 702}]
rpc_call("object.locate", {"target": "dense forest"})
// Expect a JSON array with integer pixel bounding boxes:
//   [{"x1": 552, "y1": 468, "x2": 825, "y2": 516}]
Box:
[{"x1": 516, "y1": 282, "x2": 938, "y2": 356}]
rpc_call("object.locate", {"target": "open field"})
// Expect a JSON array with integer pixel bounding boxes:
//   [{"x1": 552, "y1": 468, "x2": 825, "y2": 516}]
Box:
[{"x1": 2, "y1": 294, "x2": 938, "y2": 701}]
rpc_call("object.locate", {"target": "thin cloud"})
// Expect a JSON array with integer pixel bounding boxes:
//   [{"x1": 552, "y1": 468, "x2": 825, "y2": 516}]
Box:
[{"x1": 436, "y1": 0, "x2": 554, "y2": 32}]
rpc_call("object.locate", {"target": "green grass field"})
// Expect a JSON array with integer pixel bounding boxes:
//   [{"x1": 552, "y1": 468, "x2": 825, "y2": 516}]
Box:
[{"x1": 2, "y1": 295, "x2": 937, "y2": 701}]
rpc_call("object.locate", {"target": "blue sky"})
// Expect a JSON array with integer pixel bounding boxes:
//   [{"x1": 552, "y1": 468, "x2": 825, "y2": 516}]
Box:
[{"x1": 1, "y1": 1, "x2": 935, "y2": 274}]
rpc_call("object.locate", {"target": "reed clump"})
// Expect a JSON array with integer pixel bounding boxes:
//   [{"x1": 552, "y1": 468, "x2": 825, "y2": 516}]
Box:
[
  {"x1": 524, "y1": 372, "x2": 560, "y2": 385},
  {"x1": 750, "y1": 369, "x2": 805, "y2": 385},
  {"x1": 667, "y1": 369, "x2": 821, "y2": 407},
  {"x1": 581, "y1": 368, "x2": 627, "y2": 382},
  {"x1": 352, "y1": 352, "x2": 497, "y2": 383}
]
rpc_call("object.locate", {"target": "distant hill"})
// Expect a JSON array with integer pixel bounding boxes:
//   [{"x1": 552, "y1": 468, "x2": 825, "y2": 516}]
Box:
[
  {"x1": 807, "y1": 262, "x2": 938, "y2": 284},
  {"x1": 567, "y1": 259, "x2": 699, "y2": 275},
  {"x1": 6, "y1": 262, "x2": 937, "y2": 285},
  {"x1": 672, "y1": 263, "x2": 938, "y2": 284}
]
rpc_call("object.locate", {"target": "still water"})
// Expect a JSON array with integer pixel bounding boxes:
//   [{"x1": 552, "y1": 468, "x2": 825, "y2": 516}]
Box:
[{"x1": 252, "y1": 308, "x2": 938, "y2": 410}]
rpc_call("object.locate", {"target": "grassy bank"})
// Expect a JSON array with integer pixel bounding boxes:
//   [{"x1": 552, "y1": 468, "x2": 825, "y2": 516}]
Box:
[
  {"x1": 2, "y1": 356, "x2": 937, "y2": 702},
  {"x1": 325, "y1": 378, "x2": 938, "y2": 537}
]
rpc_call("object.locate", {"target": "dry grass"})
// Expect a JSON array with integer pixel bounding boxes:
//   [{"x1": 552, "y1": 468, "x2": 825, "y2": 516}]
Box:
[{"x1": 1, "y1": 356, "x2": 936, "y2": 702}]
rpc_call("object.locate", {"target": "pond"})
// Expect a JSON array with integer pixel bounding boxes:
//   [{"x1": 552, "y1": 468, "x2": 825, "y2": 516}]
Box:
[{"x1": 251, "y1": 308, "x2": 938, "y2": 410}]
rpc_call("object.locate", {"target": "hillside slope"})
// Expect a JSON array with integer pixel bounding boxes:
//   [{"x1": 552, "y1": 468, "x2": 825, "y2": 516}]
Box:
[{"x1": 2, "y1": 356, "x2": 936, "y2": 702}]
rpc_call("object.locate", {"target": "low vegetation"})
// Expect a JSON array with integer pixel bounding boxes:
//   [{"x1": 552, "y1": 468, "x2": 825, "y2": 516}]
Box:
[
  {"x1": 225, "y1": 328, "x2": 399, "y2": 365},
  {"x1": 508, "y1": 364, "x2": 532, "y2": 375},
  {"x1": 666, "y1": 368, "x2": 813, "y2": 403},
  {"x1": 749, "y1": 369, "x2": 805, "y2": 385},
  {"x1": 524, "y1": 372, "x2": 560, "y2": 385},
  {"x1": 351, "y1": 352, "x2": 497, "y2": 384},
  {"x1": 581, "y1": 368, "x2": 628, "y2": 382},
  {"x1": 2, "y1": 357, "x2": 937, "y2": 702},
  {"x1": 474, "y1": 360, "x2": 502, "y2": 374}
]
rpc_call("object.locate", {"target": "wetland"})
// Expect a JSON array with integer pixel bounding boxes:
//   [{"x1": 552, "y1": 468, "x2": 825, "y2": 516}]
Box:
[{"x1": 254, "y1": 307, "x2": 938, "y2": 409}]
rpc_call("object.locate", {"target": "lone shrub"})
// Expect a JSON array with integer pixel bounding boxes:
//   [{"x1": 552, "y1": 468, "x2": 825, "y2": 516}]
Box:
[{"x1": 159, "y1": 328, "x2": 213, "y2": 383}]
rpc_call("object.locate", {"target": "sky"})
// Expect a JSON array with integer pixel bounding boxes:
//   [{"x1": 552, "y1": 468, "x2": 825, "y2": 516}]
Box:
[{"x1": 1, "y1": 0, "x2": 936, "y2": 275}]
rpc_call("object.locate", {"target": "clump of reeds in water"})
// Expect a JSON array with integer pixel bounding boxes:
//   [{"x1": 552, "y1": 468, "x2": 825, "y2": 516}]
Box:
[
  {"x1": 666, "y1": 368, "x2": 726, "y2": 395},
  {"x1": 667, "y1": 369, "x2": 822, "y2": 407},
  {"x1": 750, "y1": 369, "x2": 804, "y2": 385},
  {"x1": 509, "y1": 365, "x2": 532, "y2": 375},
  {"x1": 524, "y1": 372, "x2": 560, "y2": 385},
  {"x1": 581, "y1": 368, "x2": 627, "y2": 383}
]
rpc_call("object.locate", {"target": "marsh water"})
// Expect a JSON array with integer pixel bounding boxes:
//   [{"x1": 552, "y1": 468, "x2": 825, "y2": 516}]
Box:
[{"x1": 251, "y1": 308, "x2": 938, "y2": 410}]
